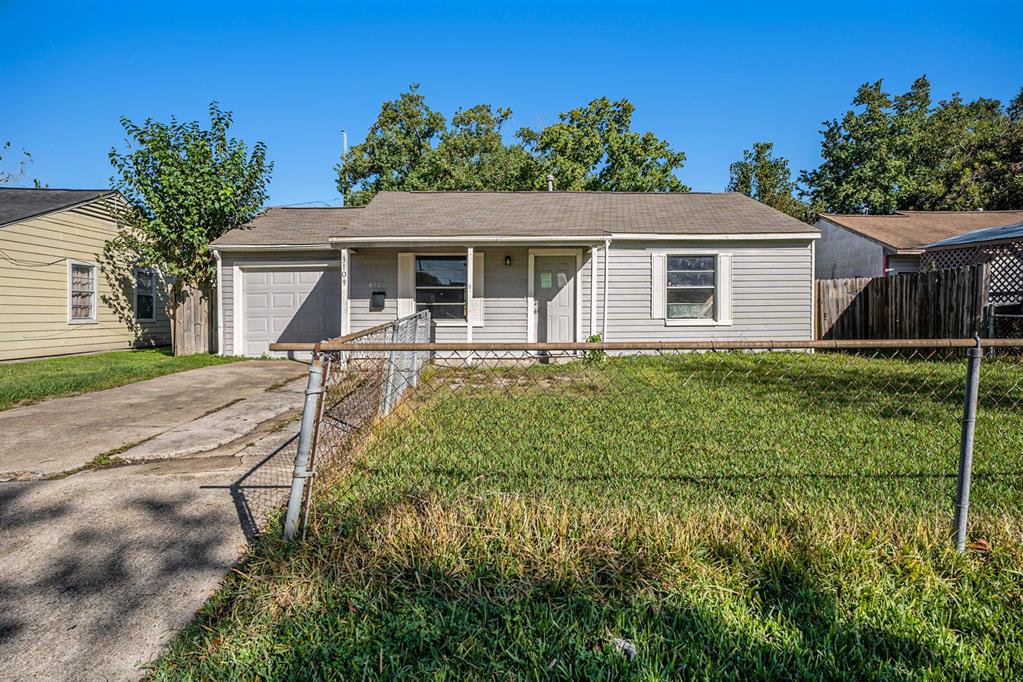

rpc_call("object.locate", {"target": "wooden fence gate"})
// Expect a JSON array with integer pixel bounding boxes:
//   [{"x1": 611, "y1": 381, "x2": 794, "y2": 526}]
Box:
[
  {"x1": 816, "y1": 264, "x2": 990, "y2": 340},
  {"x1": 172, "y1": 285, "x2": 215, "y2": 355}
]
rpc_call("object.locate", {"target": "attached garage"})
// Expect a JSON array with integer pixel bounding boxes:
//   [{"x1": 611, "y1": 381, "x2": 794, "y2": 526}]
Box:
[{"x1": 239, "y1": 266, "x2": 341, "y2": 357}]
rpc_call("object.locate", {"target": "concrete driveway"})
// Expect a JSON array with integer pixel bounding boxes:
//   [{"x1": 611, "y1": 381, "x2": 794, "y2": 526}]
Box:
[
  {"x1": 0, "y1": 360, "x2": 310, "y2": 680},
  {"x1": 0, "y1": 360, "x2": 306, "y2": 479}
]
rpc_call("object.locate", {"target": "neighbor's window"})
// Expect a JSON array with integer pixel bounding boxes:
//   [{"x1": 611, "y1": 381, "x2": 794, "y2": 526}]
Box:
[
  {"x1": 69, "y1": 262, "x2": 97, "y2": 322},
  {"x1": 134, "y1": 267, "x2": 155, "y2": 321},
  {"x1": 415, "y1": 256, "x2": 466, "y2": 320},
  {"x1": 666, "y1": 255, "x2": 715, "y2": 320}
]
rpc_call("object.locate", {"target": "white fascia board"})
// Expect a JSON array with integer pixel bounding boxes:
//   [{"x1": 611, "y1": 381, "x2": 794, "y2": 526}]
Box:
[
  {"x1": 329, "y1": 235, "x2": 606, "y2": 245},
  {"x1": 211, "y1": 244, "x2": 335, "y2": 251},
  {"x1": 608, "y1": 232, "x2": 820, "y2": 241}
]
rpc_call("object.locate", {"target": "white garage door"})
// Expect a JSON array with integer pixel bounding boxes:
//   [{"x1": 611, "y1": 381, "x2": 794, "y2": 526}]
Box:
[{"x1": 242, "y1": 268, "x2": 341, "y2": 357}]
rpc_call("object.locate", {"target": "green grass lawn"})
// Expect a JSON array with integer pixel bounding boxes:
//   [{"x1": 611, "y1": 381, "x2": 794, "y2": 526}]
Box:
[
  {"x1": 0, "y1": 347, "x2": 244, "y2": 411},
  {"x1": 151, "y1": 352, "x2": 1023, "y2": 680}
]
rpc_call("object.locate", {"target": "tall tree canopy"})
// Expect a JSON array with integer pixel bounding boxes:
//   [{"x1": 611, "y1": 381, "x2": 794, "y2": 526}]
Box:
[
  {"x1": 336, "y1": 84, "x2": 446, "y2": 206},
  {"x1": 727, "y1": 142, "x2": 807, "y2": 221},
  {"x1": 518, "y1": 97, "x2": 689, "y2": 192},
  {"x1": 108, "y1": 102, "x2": 272, "y2": 288},
  {"x1": 800, "y1": 76, "x2": 1022, "y2": 214},
  {"x1": 336, "y1": 86, "x2": 688, "y2": 204}
]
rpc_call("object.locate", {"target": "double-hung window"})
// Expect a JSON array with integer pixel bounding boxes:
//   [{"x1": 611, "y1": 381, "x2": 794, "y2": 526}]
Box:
[
  {"x1": 134, "y1": 267, "x2": 155, "y2": 321},
  {"x1": 653, "y1": 252, "x2": 732, "y2": 325},
  {"x1": 69, "y1": 261, "x2": 97, "y2": 323},
  {"x1": 666, "y1": 255, "x2": 716, "y2": 320},
  {"x1": 415, "y1": 256, "x2": 467, "y2": 320}
]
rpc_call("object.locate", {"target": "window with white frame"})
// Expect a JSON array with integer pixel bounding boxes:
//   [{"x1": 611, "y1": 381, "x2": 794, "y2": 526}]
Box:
[
  {"x1": 134, "y1": 267, "x2": 155, "y2": 321},
  {"x1": 415, "y1": 256, "x2": 467, "y2": 320},
  {"x1": 69, "y1": 262, "x2": 97, "y2": 322},
  {"x1": 666, "y1": 255, "x2": 716, "y2": 320}
]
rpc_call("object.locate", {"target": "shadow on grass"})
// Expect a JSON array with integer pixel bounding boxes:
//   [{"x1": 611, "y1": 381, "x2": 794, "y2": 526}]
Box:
[{"x1": 166, "y1": 497, "x2": 976, "y2": 680}]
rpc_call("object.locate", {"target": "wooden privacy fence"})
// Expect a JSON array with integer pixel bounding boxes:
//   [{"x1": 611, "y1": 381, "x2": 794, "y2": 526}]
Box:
[
  {"x1": 172, "y1": 285, "x2": 215, "y2": 355},
  {"x1": 816, "y1": 264, "x2": 990, "y2": 340}
]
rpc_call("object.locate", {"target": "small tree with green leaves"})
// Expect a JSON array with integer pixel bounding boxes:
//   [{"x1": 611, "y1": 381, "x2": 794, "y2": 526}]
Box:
[
  {"x1": 108, "y1": 102, "x2": 272, "y2": 352},
  {"x1": 108, "y1": 102, "x2": 272, "y2": 289}
]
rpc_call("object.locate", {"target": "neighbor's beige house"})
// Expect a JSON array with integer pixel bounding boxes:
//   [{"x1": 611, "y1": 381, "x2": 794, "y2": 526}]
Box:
[{"x1": 0, "y1": 188, "x2": 171, "y2": 361}]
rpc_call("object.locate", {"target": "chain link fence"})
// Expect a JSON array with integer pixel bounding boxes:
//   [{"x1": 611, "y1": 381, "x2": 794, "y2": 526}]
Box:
[{"x1": 275, "y1": 337, "x2": 1023, "y2": 548}]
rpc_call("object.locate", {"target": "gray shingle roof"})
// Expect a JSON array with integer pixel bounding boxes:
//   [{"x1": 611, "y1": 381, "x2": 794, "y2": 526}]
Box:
[
  {"x1": 0, "y1": 187, "x2": 115, "y2": 228},
  {"x1": 211, "y1": 206, "x2": 365, "y2": 246},
  {"x1": 820, "y1": 210, "x2": 1023, "y2": 251},
  {"x1": 214, "y1": 192, "x2": 816, "y2": 247}
]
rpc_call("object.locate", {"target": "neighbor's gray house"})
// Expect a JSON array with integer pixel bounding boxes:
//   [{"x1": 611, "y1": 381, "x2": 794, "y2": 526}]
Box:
[
  {"x1": 814, "y1": 210, "x2": 1023, "y2": 279},
  {"x1": 210, "y1": 191, "x2": 820, "y2": 356}
]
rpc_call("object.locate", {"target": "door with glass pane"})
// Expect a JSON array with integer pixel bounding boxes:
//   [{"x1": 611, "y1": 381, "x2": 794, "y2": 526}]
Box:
[{"x1": 535, "y1": 256, "x2": 575, "y2": 342}]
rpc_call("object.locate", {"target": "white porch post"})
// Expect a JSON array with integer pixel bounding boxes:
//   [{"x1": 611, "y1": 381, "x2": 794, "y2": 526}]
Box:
[
  {"x1": 339, "y1": 247, "x2": 350, "y2": 336},
  {"x1": 466, "y1": 246, "x2": 474, "y2": 343},
  {"x1": 589, "y1": 245, "x2": 597, "y2": 338},
  {"x1": 602, "y1": 239, "x2": 610, "y2": 340}
]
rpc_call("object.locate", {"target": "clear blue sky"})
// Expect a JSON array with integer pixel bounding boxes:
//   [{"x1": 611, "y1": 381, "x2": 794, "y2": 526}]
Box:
[{"x1": 2, "y1": 1, "x2": 1020, "y2": 206}]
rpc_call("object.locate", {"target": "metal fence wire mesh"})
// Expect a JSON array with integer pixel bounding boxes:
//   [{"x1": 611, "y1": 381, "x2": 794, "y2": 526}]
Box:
[{"x1": 279, "y1": 337, "x2": 1023, "y2": 544}]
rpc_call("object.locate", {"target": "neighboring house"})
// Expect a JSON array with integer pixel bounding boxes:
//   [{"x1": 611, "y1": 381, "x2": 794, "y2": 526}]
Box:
[
  {"x1": 814, "y1": 210, "x2": 1023, "y2": 279},
  {"x1": 0, "y1": 188, "x2": 171, "y2": 361},
  {"x1": 211, "y1": 191, "x2": 819, "y2": 356},
  {"x1": 922, "y1": 221, "x2": 1023, "y2": 305}
]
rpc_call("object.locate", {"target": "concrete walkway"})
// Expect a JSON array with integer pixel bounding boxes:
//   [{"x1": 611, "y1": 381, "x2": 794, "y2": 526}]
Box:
[
  {"x1": 0, "y1": 360, "x2": 306, "y2": 479},
  {"x1": 0, "y1": 360, "x2": 311, "y2": 679}
]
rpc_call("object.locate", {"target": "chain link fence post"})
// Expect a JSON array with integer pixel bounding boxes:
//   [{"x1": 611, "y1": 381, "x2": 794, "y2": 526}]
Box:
[
  {"x1": 953, "y1": 337, "x2": 983, "y2": 552},
  {"x1": 381, "y1": 323, "x2": 399, "y2": 416},
  {"x1": 283, "y1": 352, "x2": 325, "y2": 541}
]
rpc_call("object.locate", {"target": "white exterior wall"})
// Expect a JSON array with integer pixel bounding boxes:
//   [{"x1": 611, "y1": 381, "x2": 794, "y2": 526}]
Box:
[
  {"x1": 218, "y1": 238, "x2": 814, "y2": 354},
  {"x1": 814, "y1": 219, "x2": 886, "y2": 279}
]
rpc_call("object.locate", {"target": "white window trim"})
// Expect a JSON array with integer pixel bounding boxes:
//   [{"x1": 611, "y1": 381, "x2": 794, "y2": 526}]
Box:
[
  {"x1": 527, "y1": 248, "x2": 584, "y2": 343},
  {"x1": 67, "y1": 259, "x2": 98, "y2": 324},
  {"x1": 405, "y1": 252, "x2": 474, "y2": 327},
  {"x1": 133, "y1": 266, "x2": 156, "y2": 322},
  {"x1": 659, "y1": 250, "x2": 733, "y2": 327}
]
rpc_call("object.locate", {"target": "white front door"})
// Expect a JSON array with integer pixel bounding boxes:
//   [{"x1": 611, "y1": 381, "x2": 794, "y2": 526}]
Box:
[
  {"x1": 242, "y1": 268, "x2": 341, "y2": 356},
  {"x1": 534, "y1": 255, "x2": 575, "y2": 343}
]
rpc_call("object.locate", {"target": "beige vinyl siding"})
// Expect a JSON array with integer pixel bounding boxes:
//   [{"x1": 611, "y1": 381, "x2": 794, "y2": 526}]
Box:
[{"x1": 0, "y1": 201, "x2": 172, "y2": 361}]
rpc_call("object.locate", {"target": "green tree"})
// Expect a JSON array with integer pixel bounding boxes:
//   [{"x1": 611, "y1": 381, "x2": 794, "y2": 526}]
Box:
[
  {"x1": 971, "y1": 87, "x2": 1023, "y2": 209},
  {"x1": 800, "y1": 76, "x2": 1022, "y2": 214},
  {"x1": 337, "y1": 89, "x2": 689, "y2": 202},
  {"x1": 799, "y1": 79, "x2": 918, "y2": 214},
  {"x1": 412, "y1": 104, "x2": 538, "y2": 191},
  {"x1": 336, "y1": 84, "x2": 446, "y2": 206},
  {"x1": 727, "y1": 142, "x2": 807, "y2": 221},
  {"x1": 108, "y1": 101, "x2": 272, "y2": 289},
  {"x1": 519, "y1": 97, "x2": 689, "y2": 191}
]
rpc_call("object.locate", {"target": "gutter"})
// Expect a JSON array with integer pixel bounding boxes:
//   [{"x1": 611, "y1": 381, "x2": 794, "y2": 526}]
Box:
[{"x1": 213, "y1": 249, "x2": 224, "y2": 355}]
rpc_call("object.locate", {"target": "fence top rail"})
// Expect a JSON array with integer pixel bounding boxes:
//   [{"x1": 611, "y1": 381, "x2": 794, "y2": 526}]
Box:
[
  {"x1": 286, "y1": 310, "x2": 429, "y2": 350},
  {"x1": 268, "y1": 338, "x2": 1023, "y2": 353}
]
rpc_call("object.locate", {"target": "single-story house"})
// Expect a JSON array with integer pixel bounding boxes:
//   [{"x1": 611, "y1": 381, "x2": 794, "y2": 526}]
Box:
[
  {"x1": 814, "y1": 210, "x2": 1023, "y2": 279},
  {"x1": 211, "y1": 191, "x2": 819, "y2": 356},
  {"x1": 0, "y1": 187, "x2": 172, "y2": 361}
]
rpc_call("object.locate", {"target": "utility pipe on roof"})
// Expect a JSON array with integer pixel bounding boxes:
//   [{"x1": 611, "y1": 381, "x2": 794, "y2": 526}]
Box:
[{"x1": 602, "y1": 238, "x2": 610, "y2": 340}]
